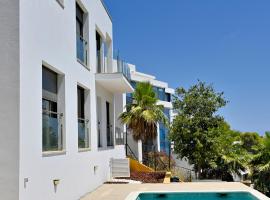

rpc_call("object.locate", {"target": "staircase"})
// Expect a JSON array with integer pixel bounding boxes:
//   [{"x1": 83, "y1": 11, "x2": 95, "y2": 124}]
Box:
[{"x1": 111, "y1": 158, "x2": 130, "y2": 178}]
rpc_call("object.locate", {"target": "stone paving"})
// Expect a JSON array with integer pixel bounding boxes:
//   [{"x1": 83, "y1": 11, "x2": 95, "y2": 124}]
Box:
[{"x1": 81, "y1": 182, "x2": 269, "y2": 200}]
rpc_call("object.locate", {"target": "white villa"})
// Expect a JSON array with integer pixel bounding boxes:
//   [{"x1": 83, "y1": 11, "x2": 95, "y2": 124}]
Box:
[
  {"x1": 124, "y1": 64, "x2": 175, "y2": 163},
  {"x1": 0, "y1": 0, "x2": 133, "y2": 199}
]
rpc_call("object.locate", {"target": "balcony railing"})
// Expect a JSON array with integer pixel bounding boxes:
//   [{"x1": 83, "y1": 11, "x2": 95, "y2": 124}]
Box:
[
  {"x1": 78, "y1": 118, "x2": 90, "y2": 149},
  {"x1": 77, "y1": 35, "x2": 88, "y2": 66},
  {"x1": 42, "y1": 110, "x2": 63, "y2": 152},
  {"x1": 107, "y1": 124, "x2": 114, "y2": 147},
  {"x1": 117, "y1": 60, "x2": 131, "y2": 81},
  {"x1": 97, "y1": 51, "x2": 131, "y2": 81},
  {"x1": 115, "y1": 127, "x2": 125, "y2": 145}
]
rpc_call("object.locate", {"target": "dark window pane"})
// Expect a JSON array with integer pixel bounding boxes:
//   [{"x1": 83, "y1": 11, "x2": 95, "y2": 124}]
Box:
[
  {"x1": 77, "y1": 86, "x2": 85, "y2": 119},
  {"x1": 76, "y1": 3, "x2": 84, "y2": 36},
  {"x1": 165, "y1": 93, "x2": 171, "y2": 102},
  {"x1": 42, "y1": 67, "x2": 57, "y2": 94}
]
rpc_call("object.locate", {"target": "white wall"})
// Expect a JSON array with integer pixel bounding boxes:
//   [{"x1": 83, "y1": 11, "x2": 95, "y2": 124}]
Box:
[
  {"x1": 18, "y1": 0, "x2": 125, "y2": 199},
  {"x1": 0, "y1": 0, "x2": 20, "y2": 199}
]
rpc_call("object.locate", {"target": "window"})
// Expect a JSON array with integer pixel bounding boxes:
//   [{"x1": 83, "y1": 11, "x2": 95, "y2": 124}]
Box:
[
  {"x1": 96, "y1": 31, "x2": 102, "y2": 73},
  {"x1": 42, "y1": 67, "x2": 63, "y2": 152},
  {"x1": 165, "y1": 93, "x2": 171, "y2": 102},
  {"x1": 77, "y1": 86, "x2": 90, "y2": 149},
  {"x1": 76, "y1": 2, "x2": 88, "y2": 66},
  {"x1": 153, "y1": 86, "x2": 165, "y2": 101},
  {"x1": 97, "y1": 97, "x2": 102, "y2": 148},
  {"x1": 106, "y1": 101, "x2": 113, "y2": 147}
]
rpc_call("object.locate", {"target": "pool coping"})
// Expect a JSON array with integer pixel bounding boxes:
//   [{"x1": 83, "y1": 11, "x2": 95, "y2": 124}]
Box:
[{"x1": 125, "y1": 189, "x2": 269, "y2": 200}]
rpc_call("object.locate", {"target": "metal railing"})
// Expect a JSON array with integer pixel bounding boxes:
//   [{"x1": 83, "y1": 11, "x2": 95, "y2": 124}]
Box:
[
  {"x1": 42, "y1": 110, "x2": 63, "y2": 152},
  {"x1": 115, "y1": 127, "x2": 125, "y2": 145},
  {"x1": 77, "y1": 35, "x2": 88, "y2": 66},
  {"x1": 126, "y1": 143, "x2": 139, "y2": 161},
  {"x1": 97, "y1": 51, "x2": 131, "y2": 81},
  {"x1": 141, "y1": 144, "x2": 170, "y2": 171},
  {"x1": 78, "y1": 118, "x2": 90, "y2": 149},
  {"x1": 117, "y1": 59, "x2": 131, "y2": 81}
]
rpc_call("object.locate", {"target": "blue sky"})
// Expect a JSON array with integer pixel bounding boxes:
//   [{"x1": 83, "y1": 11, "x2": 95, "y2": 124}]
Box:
[{"x1": 104, "y1": 0, "x2": 270, "y2": 135}]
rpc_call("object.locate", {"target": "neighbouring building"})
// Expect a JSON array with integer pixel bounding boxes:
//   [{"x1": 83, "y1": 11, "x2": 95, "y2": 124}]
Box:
[
  {"x1": 0, "y1": 0, "x2": 133, "y2": 199},
  {"x1": 124, "y1": 64, "x2": 175, "y2": 163}
]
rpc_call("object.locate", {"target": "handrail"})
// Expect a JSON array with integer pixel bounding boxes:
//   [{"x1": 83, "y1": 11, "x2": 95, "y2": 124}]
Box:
[
  {"x1": 126, "y1": 143, "x2": 138, "y2": 161},
  {"x1": 42, "y1": 110, "x2": 63, "y2": 117},
  {"x1": 78, "y1": 118, "x2": 89, "y2": 123}
]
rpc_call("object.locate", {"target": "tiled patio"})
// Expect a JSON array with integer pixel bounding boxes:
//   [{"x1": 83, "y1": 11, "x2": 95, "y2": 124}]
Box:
[{"x1": 80, "y1": 182, "x2": 269, "y2": 200}]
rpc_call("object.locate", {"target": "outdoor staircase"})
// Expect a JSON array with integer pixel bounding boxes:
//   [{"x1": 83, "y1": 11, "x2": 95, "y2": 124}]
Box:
[{"x1": 111, "y1": 158, "x2": 130, "y2": 178}]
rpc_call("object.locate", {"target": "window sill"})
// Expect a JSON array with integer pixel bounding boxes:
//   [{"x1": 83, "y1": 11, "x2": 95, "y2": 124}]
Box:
[
  {"x1": 77, "y1": 59, "x2": 90, "y2": 71},
  {"x1": 98, "y1": 146, "x2": 115, "y2": 151},
  {"x1": 78, "y1": 148, "x2": 91, "y2": 153},
  {"x1": 42, "y1": 150, "x2": 66, "y2": 157}
]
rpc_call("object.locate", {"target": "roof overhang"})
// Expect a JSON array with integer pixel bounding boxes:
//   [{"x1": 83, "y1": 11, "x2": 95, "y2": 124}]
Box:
[{"x1": 95, "y1": 73, "x2": 134, "y2": 93}]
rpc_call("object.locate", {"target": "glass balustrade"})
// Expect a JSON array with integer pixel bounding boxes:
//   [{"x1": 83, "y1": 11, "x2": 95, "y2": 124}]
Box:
[
  {"x1": 78, "y1": 118, "x2": 89, "y2": 149},
  {"x1": 42, "y1": 110, "x2": 63, "y2": 152}
]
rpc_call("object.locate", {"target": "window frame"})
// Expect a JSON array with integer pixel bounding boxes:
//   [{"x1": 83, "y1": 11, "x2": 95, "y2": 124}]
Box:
[{"x1": 42, "y1": 66, "x2": 64, "y2": 154}]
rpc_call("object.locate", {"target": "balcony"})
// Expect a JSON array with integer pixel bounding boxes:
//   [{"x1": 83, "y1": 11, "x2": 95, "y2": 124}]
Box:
[
  {"x1": 42, "y1": 110, "x2": 63, "y2": 152},
  {"x1": 78, "y1": 118, "x2": 90, "y2": 149},
  {"x1": 95, "y1": 55, "x2": 134, "y2": 93},
  {"x1": 77, "y1": 35, "x2": 88, "y2": 66}
]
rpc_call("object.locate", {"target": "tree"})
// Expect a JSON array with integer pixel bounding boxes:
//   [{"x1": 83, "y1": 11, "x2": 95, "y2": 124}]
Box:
[
  {"x1": 214, "y1": 125, "x2": 251, "y2": 181},
  {"x1": 251, "y1": 132, "x2": 270, "y2": 196},
  {"x1": 119, "y1": 82, "x2": 168, "y2": 142},
  {"x1": 240, "y1": 132, "x2": 262, "y2": 154},
  {"x1": 169, "y1": 81, "x2": 228, "y2": 178}
]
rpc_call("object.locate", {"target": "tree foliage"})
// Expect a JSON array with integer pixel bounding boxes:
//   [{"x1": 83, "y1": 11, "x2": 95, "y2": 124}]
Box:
[
  {"x1": 251, "y1": 132, "x2": 270, "y2": 195},
  {"x1": 169, "y1": 81, "x2": 253, "y2": 179},
  {"x1": 240, "y1": 132, "x2": 263, "y2": 154},
  {"x1": 119, "y1": 82, "x2": 168, "y2": 142}
]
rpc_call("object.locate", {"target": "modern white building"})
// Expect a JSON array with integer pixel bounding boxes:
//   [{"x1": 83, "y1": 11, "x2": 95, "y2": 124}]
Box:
[
  {"x1": 124, "y1": 64, "x2": 175, "y2": 163},
  {"x1": 0, "y1": 0, "x2": 133, "y2": 199}
]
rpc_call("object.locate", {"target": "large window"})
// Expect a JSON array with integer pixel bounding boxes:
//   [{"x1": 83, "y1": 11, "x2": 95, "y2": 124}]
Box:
[
  {"x1": 42, "y1": 67, "x2": 63, "y2": 152},
  {"x1": 77, "y1": 86, "x2": 90, "y2": 149},
  {"x1": 153, "y1": 86, "x2": 165, "y2": 101},
  {"x1": 76, "y1": 2, "x2": 88, "y2": 66},
  {"x1": 106, "y1": 101, "x2": 113, "y2": 147}
]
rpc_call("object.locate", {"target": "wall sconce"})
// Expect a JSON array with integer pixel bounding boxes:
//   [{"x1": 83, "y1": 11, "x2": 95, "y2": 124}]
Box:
[
  {"x1": 53, "y1": 179, "x2": 60, "y2": 186},
  {"x1": 94, "y1": 166, "x2": 98, "y2": 175},
  {"x1": 24, "y1": 178, "x2": 29, "y2": 188}
]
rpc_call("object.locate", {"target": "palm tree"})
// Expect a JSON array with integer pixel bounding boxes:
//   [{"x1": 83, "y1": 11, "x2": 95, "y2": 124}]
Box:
[
  {"x1": 251, "y1": 132, "x2": 270, "y2": 195},
  {"x1": 119, "y1": 82, "x2": 168, "y2": 142}
]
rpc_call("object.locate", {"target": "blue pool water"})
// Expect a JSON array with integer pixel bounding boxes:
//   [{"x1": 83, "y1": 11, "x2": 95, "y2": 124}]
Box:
[{"x1": 136, "y1": 192, "x2": 259, "y2": 200}]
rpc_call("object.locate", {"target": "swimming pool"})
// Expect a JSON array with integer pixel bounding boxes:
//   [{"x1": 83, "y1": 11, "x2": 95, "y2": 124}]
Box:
[{"x1": 135, "y1": 192, "x2": 259, "y2": 200}]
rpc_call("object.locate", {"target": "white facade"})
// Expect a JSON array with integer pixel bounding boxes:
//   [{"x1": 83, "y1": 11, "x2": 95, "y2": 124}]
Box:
[
  {"x1": 126, "y1": 64, "x2": 175, "y2": 162},
  {"x1": 0, "y1": 0, "x2": 133, "y2": 200}
]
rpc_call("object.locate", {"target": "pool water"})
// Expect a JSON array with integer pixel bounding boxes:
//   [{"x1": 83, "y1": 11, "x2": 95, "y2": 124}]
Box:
[{"x1": 136, "y1": 192, "x2": 259, "y2": 200}]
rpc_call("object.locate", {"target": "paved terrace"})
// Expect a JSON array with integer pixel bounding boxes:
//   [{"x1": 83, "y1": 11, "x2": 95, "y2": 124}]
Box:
[{"x1": 81, "y1": 182, "x2": 269, "y2": 200}]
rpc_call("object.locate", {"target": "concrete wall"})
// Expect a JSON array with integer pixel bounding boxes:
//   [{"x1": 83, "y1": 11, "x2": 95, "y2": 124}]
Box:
[
  {"x1": 18, "y1": 0, "x2": 125, "y2": 200},
  {"x1": 0, "y1": 0, "x2": 20, "y2": 199}
]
